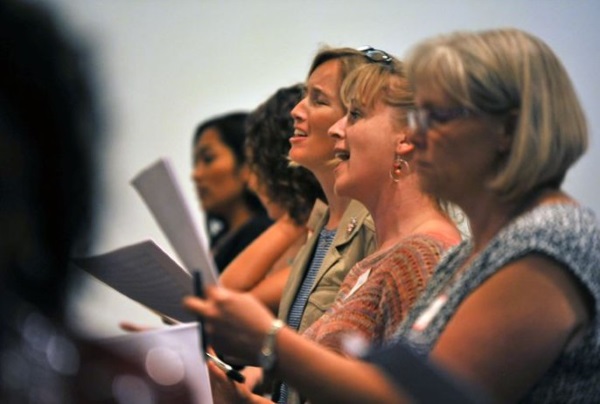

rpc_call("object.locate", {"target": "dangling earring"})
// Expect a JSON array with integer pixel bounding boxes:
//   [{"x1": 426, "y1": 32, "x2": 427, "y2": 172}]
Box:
[{"x1": 389, "y1": 154, "x2": 410, "y2": 183}]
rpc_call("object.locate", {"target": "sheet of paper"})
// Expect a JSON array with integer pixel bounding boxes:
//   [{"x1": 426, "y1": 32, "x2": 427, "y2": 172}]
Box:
[
  {"x1": 99, "y1": 322, "x2": 213, "y2": 403},
  {"x1": 131, "y1": 158, "x2": 219, "y2": 285},
  {"x1": 72, "y1": 240, "x2": 196, "y2": 323}
]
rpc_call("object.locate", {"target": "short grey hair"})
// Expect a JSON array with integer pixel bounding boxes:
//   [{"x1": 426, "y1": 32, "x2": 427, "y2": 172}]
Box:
[{"x1": 405, "y1": 28, "x2": 588, "y2": 201}]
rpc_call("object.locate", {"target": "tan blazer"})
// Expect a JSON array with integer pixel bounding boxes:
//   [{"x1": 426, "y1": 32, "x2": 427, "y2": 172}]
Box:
[{"x1": 278, "y1": 199, "x2": 376, "y2": 333}]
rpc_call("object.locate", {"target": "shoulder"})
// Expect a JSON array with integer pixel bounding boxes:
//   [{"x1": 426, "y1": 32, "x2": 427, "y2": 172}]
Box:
[
  {"x1": 402, "y1": 232, "x2": 460, "y2": 254},
  {"x1": 344, "y1": 199, "x2": 375, "y2": 233},
  {"x1": 468, "y1": 202, "x2": 600, "y2": 322},
  {"x1": 493, "y1": 203, "x2": 600, "y2": 277},
  {"x1": 378, "y1": 234, "x2": 453, "y2": 283}
]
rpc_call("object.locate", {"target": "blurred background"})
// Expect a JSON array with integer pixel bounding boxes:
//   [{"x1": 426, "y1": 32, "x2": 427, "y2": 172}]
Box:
[{"x1": 40, "y1": 0, "x2": 600, "y2": 337}]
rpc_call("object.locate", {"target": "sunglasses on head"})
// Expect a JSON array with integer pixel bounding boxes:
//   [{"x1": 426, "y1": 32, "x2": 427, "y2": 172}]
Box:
[{"x1": 357, "y1": 46, "x2": 393, "y2": 64}]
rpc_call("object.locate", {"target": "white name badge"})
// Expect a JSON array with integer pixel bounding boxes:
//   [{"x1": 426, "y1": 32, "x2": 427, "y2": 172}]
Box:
[
  {"x1": 344, "y1": 269, "x2": 371, "y2": 300},
  {"x1": 412, "y1": 294, "x2": 448, "y2": 332}
]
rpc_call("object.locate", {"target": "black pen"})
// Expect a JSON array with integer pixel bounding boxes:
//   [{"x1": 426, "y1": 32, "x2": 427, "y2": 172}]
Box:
[
  {"x1": 205, "y1": 352, "x2": 246, "y2": 383},
  {"x1": 192, "y1": 271, "x2": 208, "y2": 353}
]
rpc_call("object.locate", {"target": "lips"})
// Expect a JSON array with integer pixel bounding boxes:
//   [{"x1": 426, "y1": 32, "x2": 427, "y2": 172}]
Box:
[
  {"x1": 293, "y1": 129, "x2": 307, "y2": 137},
  {"x1": 334, "y1": 150, "x2": 350, "y2": 161}
]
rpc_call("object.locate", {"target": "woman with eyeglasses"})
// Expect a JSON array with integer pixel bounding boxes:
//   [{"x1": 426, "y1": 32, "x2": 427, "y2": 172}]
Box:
[
  {"x1": 186, "y1": 49, "x2": 462, "y2": 404},
  {"x1": 187, "y1": 29, "x2": 600, "y2": 403}
]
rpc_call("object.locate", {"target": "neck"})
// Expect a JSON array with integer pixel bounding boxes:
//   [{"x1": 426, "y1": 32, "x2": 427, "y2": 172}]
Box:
[
  {"x1": 458, "y1": 187, "x2": 552, "y2": 254},
  {"x1": 222, "y1": 202, "x2": 255, "y2": 235},
  {"x1": 366, "y1": 175, "x2": 456, "y2": 252},
  {"x1": 313, "y1": 167, "x2": 351, "y2": 230}
]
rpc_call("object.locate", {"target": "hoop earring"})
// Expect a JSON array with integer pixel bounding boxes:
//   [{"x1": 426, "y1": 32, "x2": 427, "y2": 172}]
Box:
[{"x1": 389, "y1": 155, "x2": 410, "y2": 183}]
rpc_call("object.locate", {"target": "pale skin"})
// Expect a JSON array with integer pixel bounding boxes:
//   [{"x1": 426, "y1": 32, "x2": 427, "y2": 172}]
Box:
[{"x1": 184, "y1": 82, "x2": 593, "y2": 402}]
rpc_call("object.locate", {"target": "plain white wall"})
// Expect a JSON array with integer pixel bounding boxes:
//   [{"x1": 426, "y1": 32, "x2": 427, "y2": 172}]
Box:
[{"x1": 43, "y1": 0, "x2": 600, "y2": 337}]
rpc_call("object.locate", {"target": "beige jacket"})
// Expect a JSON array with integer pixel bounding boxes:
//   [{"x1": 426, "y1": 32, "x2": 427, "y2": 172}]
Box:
[
  {"x1": 278, "y1": 199, "x2": 376, "y2": 333},
  {"x1": 273, "y1": 199, "x2": 375, "y2": 404}
]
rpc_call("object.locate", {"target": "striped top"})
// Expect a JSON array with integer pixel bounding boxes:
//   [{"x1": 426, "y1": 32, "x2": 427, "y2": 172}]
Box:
[
  {"x1": 279, "y1": 227, "x2": 337, "y2": 404},
  {"x1": 286, "y1": 227, "x2": 337, "y2": 331}
]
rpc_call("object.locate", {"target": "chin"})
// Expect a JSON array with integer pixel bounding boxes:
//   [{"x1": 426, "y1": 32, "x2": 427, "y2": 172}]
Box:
[
  {"x1": 288, "y1": 148, "x2": 307, "y2": 166},
  {"x1": 333, "y1": 180, "x2": 351, "y2": 198}
]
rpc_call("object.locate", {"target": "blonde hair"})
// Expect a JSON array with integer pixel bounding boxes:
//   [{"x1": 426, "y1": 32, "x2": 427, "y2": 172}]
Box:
[
  {"x1": 339, "y1": 57, "x2": 414, "y2": 128},
  {"x1": 339, "y1": 54, "x2": 467, "y2": 225},
  {"x1": 405, "y1": 28, "x2": 588, "y2": 201},
  {"x1": 308, "y1": 46, "x2": 371, "y2": 83}
]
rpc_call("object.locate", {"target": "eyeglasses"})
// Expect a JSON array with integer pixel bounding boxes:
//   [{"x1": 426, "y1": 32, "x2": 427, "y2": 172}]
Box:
[
  {"x1": 407, "y1": 107, "x2": 477, "y2": 132},
  {"x1": 357, "y1": 46, "x2": 392, "y2": 64}
]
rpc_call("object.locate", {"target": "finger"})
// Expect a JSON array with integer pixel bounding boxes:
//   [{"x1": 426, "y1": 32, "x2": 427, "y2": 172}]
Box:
[
  {"x1": 204, "y1": 284, "x2": 221, "y2": 299},
  {"x1": 182, "y1": 295, "x2": 209, "y2": 315},
  {"x1": 207, "y1": 360, "x2": 227, "y2": 379},
  {"x1": 119, "y1": 321, "x2": 154, "y2": 333}
]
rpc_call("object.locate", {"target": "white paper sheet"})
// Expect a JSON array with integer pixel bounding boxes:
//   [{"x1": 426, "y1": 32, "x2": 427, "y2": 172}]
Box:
[
  {"x1": 130, "y1": 158, "x2": 219, "y2": 285},
  {"x1": 99, "y1": 322, "x2": 213, "y2": 403},
  {"x1": 72, "y1": 240, "x2": 196, "y2": 323}
]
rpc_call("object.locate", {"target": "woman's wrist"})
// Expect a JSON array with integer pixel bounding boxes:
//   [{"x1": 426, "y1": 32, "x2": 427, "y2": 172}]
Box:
[{"x1": 258, "y1": 319, "x2": 285, "y2": 373}]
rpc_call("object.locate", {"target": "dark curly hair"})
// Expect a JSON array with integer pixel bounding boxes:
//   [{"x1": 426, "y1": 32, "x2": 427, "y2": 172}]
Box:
[{"x1": 245, "y1": 84, "x2": 325, "y2": 225}]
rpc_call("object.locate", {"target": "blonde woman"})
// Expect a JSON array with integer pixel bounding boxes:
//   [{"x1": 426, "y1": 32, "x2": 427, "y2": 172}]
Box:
[{"x1": 186, "y1": 48, "x2": 461, "y2": 403}]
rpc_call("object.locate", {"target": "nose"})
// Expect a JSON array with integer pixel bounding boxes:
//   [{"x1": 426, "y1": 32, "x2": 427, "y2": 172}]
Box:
[
  {"x1": 291, "y1": 96, "x2": 307, "y2": 123},
  {"x1": 328, "y1": 115, "x2": 347, "y2": 140}
]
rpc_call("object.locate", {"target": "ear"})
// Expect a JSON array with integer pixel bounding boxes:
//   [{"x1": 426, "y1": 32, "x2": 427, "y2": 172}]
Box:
[
  {"x1": 497, "y1": 111, "x2": 518, "y2": 153},
  {"x1": 396, "y1": 130, "x2": 415, "y2": 155}
]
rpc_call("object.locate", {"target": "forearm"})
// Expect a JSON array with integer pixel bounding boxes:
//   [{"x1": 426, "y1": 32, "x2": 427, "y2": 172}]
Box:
[
  {"x1": 249, "y1": 267, "x2": 290, "y2": 313},
  {"x1": 220, "y1": 216, "x2": 306, "y2": 290},
  {"x1": 183, "y1": 287, "x2": 406, "y2": 402},
  {"x1": 272, "y1": 327, "x2": 408, "y2": 404}
]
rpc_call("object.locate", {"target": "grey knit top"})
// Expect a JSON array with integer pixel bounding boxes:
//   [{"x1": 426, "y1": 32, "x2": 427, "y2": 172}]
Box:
[{"x1": 392, "y1": 203, "x2": 600, "y2": 403}]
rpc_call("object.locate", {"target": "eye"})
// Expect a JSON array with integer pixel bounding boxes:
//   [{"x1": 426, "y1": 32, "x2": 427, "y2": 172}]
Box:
[
  {"x1": 348, "y1": 108, "x2": 362, "y2": 123},
  {"x1": 427, "y1": 107, "x2": 471, "y2": 124},
  {"x1": 428, "y1": 108, "x2": 454, "y2": 123},
  {"x1": 313, "y1": 95, "x2": 329, "y2": 106},
  {"x1": 196, "y1": 152, "x2": 215, "y2": 165},
  {"x1": 308, "y1": 89, "x2": 329, "y2": 106}
]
